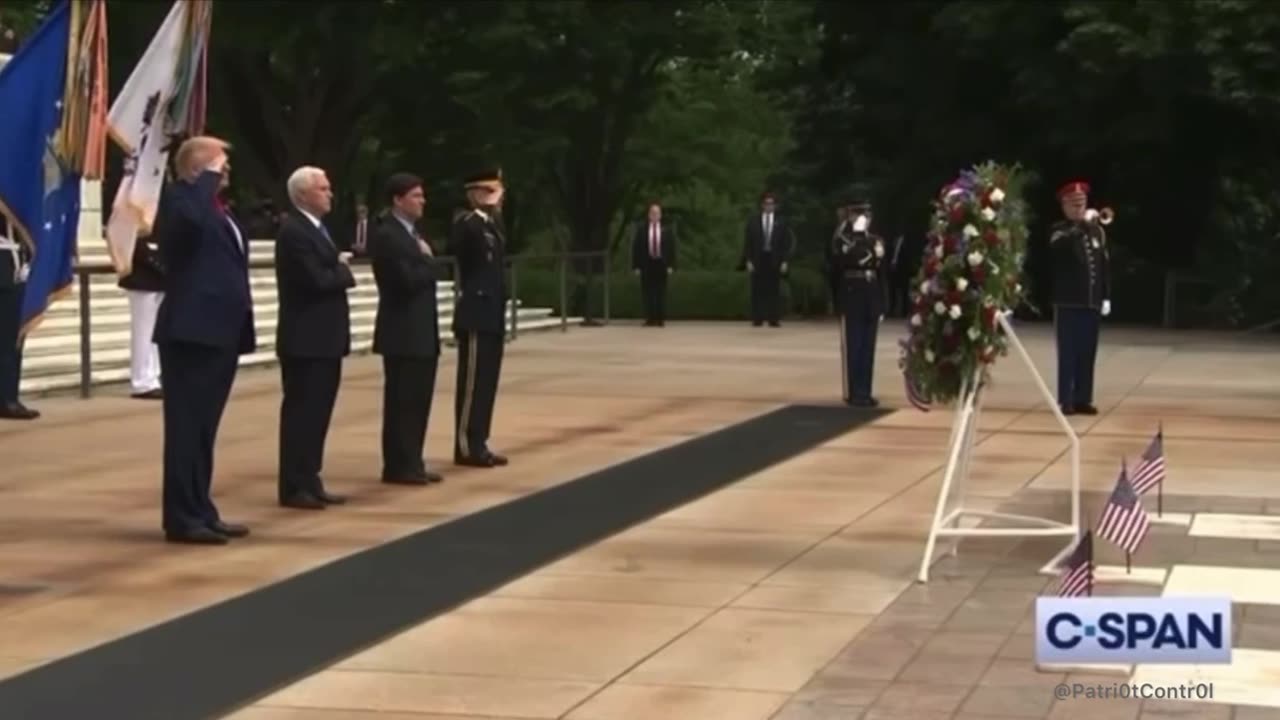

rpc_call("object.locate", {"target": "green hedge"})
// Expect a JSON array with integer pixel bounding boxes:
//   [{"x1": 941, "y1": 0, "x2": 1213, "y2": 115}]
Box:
[{"x1": 513, "y1": 266, "x2": 831, "y2": 320}]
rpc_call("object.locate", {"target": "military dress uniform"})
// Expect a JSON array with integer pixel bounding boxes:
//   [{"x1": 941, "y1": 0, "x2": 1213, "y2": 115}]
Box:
[
  {"x1": 1050, "y1": 180, "x2": 1111, "y2": 415},
  {"x1": 449, "y1": 168, "x2": 510, "y2": 468},
  {"x1": 832, "y1": 200, "x2": 886, "y2": 407},
  {"x1": 0, "y1": 228, "x2": 38, "y2": 420}
]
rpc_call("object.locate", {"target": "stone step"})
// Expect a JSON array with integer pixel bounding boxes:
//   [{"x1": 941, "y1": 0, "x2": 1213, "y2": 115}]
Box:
[
  {"x1": 20, "y1": 315, "x2": 577, "y2": 395},
  {"x1": 23, "y1": 304, "x2": 552, "y2": 362}
]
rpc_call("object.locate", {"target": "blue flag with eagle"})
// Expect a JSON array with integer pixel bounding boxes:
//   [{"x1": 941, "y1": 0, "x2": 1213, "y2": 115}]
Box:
[{"x1": 0, "y1": 0, "x2": 103, "y2": 337}]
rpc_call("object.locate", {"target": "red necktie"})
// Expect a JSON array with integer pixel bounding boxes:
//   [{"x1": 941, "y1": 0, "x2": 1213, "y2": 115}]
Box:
[{"x1": 650, "y1": 224, "x2": 659, "y2": 258}]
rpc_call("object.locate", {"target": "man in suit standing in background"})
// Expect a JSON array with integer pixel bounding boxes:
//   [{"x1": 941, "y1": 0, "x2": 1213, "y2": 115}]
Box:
[
  {"x1": 740, "y1": 191, "x2": 793, "y2": 327},
  {"x1": 274, "y1": 166, "x2": 355, "y2": 510},
  {"x1": 449, "y1": 167, "x2": 509, "y2": 468},
  {"x1": 153, "y1": 136, "x2": 255, "y2": 545},
  {"x1": 0, "y1": 217, "x2": 38, "y2": 420},
  {"x1": 370, "y1": 172, "x2": 443, "y2": 485},
  {"x1": 118, "y1": 236, "x2": 166, "y2": 399},
  {"x1": 631, "y1": 201, "x2": 676, "y2": 327}
]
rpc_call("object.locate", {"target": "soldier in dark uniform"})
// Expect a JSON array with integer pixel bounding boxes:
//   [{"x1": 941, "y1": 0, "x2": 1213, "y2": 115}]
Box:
[
  {"x1": 1049, "y1": 180, "x2": 1111, "y2": 415},
  {"x1": 832, "y1": 196, "x2": 886, "y2": 407},
  {"x1": 0, "y1": 220, "x2": 38, "y2": 420},
  {"x1": 824, "y1": 203, "x2": 849, "y2": 314},
  {"x1": 448, "y1": 167, "x2": 509, "y2": 468}
]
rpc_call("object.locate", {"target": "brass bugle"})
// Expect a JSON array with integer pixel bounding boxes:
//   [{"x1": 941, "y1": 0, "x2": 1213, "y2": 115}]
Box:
[{"x1": 1088, "y1": 207, "x2": 1115, "y2": 225}]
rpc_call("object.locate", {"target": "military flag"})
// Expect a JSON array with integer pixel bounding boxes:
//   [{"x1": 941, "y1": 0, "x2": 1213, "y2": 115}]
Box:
[
  {"x1": 0, "y1": 0, "x2": 109, "y2": 337},
  {"x1": 104, "y1": 0, "x2": 212, "y2": 277}
]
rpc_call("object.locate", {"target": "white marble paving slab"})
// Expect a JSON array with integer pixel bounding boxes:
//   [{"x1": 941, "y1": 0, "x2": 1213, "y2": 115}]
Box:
[
  {"x1": 1095, "y1": 565, "x2": 1167, "y2": 586},
  {"x1": 1149, "y1": 512, "x2": 1193, "y2": 528},
  {"x1": 1164, "y1": 565, "x2": 1280, "y2": 606},
  {"x1": 1189, "y1": 513, "x2": 1280, "y2": 541},
  {"x1": 1131, "y1": 648, "x2": 1280, "y2": 708},
  {"x1": 1036, "y1": 662, "x2": 1132, "y2": 677}
]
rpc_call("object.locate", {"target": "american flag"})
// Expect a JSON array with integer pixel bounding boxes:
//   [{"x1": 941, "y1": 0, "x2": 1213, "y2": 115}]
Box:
[
  {"x1": 903, "y1": 371, "x2": 932, "y2": 412},
  {"x1": 1097, "y1": 464, "x2": 1152, "y2": 554},
  {"x1": 1054, "y1": 531, "x2": 1094, "y2": 597},
  {"x1": 1130, "y1": 429, "x2": 1165, "y2": 495}
]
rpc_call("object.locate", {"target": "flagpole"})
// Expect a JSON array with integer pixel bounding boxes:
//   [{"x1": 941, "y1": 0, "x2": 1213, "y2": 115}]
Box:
[
  {"x1": 1156, "y1": 422, "x2": 1164, "y2": 517},
  {"x1": 1087, "y1": 531, "x2": 1094, "y2": 597},
  {"x1": 1125, "y1": 550, "x2": 1131, "y2": 574}
]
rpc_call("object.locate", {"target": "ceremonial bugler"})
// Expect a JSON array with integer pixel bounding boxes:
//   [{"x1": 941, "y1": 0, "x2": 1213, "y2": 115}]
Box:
[
  {"x1": 1050, "y1": 179, "x2": 1113, "y2": 415},
  {"x1": 832, "y1": 194, "x2": 886, "y2": 407}
]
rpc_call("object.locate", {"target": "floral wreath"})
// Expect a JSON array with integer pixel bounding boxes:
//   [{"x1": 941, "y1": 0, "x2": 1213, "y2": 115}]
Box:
[{"x1": 900, "y1": 161, "x2": 1031, "y2": 409}]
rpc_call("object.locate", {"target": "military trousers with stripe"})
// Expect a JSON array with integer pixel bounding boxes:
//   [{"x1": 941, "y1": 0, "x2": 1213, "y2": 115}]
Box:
[{"x1": 454, "y1": 330, "x2": 504, "y2": 461}]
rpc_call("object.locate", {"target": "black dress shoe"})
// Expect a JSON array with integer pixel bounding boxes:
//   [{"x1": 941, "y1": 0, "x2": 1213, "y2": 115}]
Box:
[
  {"x1": 485, "y1": 452, "x2": 508, "y2": 466},
  {"x1": 416, "y1": 469, "x2": 444, "y2": 483},
  {"x1": 131, "y1": 389, "x2": 163, "y2": 400},
  {"x1": 383, "y1": 475, "x2": 429, "y2": 486},
  {"x1": 165, "y1": 527, "x2": 228, "y2": 545},
  {"x1": 1060, "y1": 405, "x2": 1077, "y2": 416},
  {"x1": 280, "y1": 493, "x2": 326, "y2": 510},
  {"x1": 315, "y1": 489, "x2": 346, "y2": 505},
  {"x1": 209, "y1": 521, "x2": 250, "y2": 538},
  {"x1": 848, "y1": 397, "x2": 876, "y2": 408},
  {"x1": 0, "y1": 402, "x2": 39, "y2": 420},
  {"x1": 455, "y1": 454, "x2": 497, "y2": 468},
  {"x1": 1076, "y1": 404, "x2": 1099, "y2": 415}
]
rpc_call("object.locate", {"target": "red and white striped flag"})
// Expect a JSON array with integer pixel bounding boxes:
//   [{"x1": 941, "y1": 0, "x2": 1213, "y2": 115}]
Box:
[
  {"x1": 1054, "y1": 531, "x2": 1094, "y2": 597},
  {"x1": 1130, "y1": 428, "x2": 1165, "y2": 495},
  {"x1": 1097, "y1": 463, "x2": 1152, "y2": 554}
]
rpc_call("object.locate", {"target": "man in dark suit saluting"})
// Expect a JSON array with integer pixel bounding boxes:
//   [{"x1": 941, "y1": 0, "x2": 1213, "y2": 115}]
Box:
[
  {"x1": 370, "y1": 172, "x2": 442, "y2": 485},
  {"x1": 631, "y1": 201, "x2": 676, "y2": 327},
  {"x1": 740, "y1": 191, "x2": 793, "y2": 327},
  {"x1": 449, "y1": 167, "x2": 509, "y2": 468},
  {"x1": 274, "y1": 166, "x2": 355, "y2": 510},
  {"x1": 153, "y1": 136, "x2": 255, "y2": 545}
]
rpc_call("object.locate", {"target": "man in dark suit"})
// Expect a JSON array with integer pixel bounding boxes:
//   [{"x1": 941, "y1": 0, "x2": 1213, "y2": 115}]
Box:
[
  {"x1": 274, "y1": 166, "x2": 355, "y2": 510},
  {"x1": 370, "y1": 173, "x2": 442, "y2": 485},
  {"x1": 0, "y1": 219, "x2": 38, "y2": 420},
  {"x1": 448, "y1": 167, "x2": 509, "y2": 468},
  {"x1": 631, "y1": 201, "x2": 676, "y2": 326},
  {"x1": 153, "y1": 136, "x2": 255, "y2": 544},
  {"x1": 740, "y1": 191, "x2": 794, "y2": 327}
]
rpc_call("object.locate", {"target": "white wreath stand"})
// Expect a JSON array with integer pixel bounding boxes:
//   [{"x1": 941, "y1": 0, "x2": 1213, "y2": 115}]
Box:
[{"x1": 916, "y1": 312, "x2": 1081, "y2": 583}]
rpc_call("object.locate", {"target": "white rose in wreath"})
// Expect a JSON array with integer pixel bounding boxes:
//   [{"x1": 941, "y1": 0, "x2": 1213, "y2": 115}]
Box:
[
  {"x1": 963, "y1": 224, "x2": 979, "y2": 238},
  {"x1": 910, "y1": 313, "x2": 922, "y2": 327},
  {"x1": 934, "y1": 244, "x2": 944, "y2": 258},
  {"x1": 948, "y1": 304, "x2": 962, "y2": 319},
  {"x1": 920, "y1": 280, "x2": 931, "y2": 295},
  {"x1": 981, "y1": 207, "x2": 997, "y2": 222},
  {"x1": 967, "y1": 326, "x2": 981, "y2": 341},
  {"x1": 967, "y1": 251, "x2": 984, "y2": 267},
  {"x1": 989, "y1": 187, "x2": 1005, "y2": 204},
  {"x1": 955, "y1": 277, "x2": 969, "y2": 292},
  {"x1": 933, "y1": 301, "x2": 946, "y2": 315},
  {"x1": 925, "y1": 349, "x2": 936, "y2": 363}
]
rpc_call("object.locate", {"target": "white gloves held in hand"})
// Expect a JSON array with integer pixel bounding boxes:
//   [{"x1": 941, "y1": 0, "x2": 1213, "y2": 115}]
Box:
[{"x1": 1101, "y1": 300, "x2": 1111, "y2": 317}]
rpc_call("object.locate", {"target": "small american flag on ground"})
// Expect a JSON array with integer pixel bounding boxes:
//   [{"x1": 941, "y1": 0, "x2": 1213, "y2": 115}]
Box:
[
  {"x1": 1130, "y1": 428, "x2": 1165, "y2": 495},
  {"x1": 1054, "y1": 531, "x2": 1094, "y2": 597},
  {"x1": 903, "y1": 372, "x2": 932, "y2": 412},
  {"x1": 1097, "y1": 463, "x2": 1152, "y2": 554}
]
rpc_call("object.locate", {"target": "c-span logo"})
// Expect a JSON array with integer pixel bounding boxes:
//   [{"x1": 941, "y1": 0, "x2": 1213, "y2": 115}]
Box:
[{"x1": 1035, "y1": 596, "x2": 1232, "y2": 664}]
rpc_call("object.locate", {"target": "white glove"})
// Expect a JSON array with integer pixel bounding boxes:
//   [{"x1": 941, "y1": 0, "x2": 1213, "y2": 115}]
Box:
[
  {"x1": 852, "y1": 215, "x2": 869, "y2": 232},
  {"x1": 16, "y1": 264, "x2": 31, "y2": 283},
  {"x1": 1101, "y1": 300, "x2": 1111, "y2": 317}
]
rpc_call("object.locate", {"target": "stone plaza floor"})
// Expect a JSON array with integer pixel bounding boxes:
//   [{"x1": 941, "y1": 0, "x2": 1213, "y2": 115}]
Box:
[{"x1": 1, "y1": 320, "x2": 1278, "y2": 719}]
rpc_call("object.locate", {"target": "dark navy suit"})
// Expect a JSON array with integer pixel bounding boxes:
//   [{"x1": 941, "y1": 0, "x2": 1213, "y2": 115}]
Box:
[
  {"x1": 1049, "y1": 219, "x2": 1110, "y2": 412},
  {"x1": 152, "y1": 171, "x2": 256, "y2": 534}
]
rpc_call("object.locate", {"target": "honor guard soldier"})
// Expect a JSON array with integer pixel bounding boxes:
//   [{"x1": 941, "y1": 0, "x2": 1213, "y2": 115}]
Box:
[
  {"x1": 448, "y1": 167, "x2": 509, "y2": 468},
  {"x1": 833, "y1": 196, "x2": 886, "y2": 407},
  {"x1": 0, "y1": 220, "x2": 38, "y2": 420},
  {"x1": 1050, "y1": 180, "x2": 1112, "y2": 415}
]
